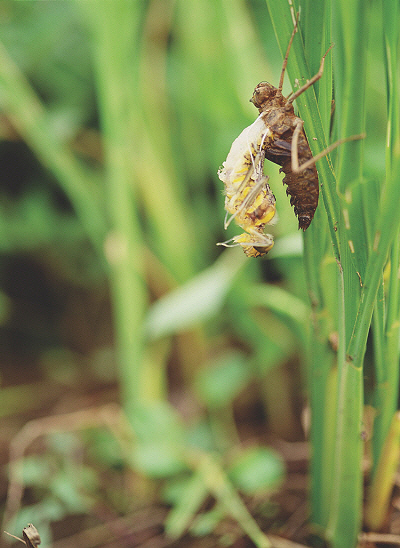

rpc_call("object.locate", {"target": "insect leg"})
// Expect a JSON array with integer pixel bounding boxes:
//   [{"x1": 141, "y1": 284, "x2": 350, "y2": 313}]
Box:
[
  {"x1": 287, "y1": 44, "x2": 334, "y2": 105},
  {"x1": 234, "y1": 123, "x2": 270, "y2": 200},
  {"x1": 291, "y1": 120, "x2": 303, "y2": 173},
  {"x1": 278, "y1": 12, "x2": 300, "y2": 92},
  {"x1": 291, "y1": 122, "x2": 365, "y2": 174},
  {"x1": 223, "y1": 156, "x2": 260, "y2": 229},
  {"x1": 237, "y1": 118, "x2": 270, "y2": 196},
  {"x1": 237, "y1": 174, "x2": 271, "y2": 218},
  {"x1": 223, "y1": 127, "x2": 269, "y2": 230},
  {"x1": 223, "y1": 167, "x2": 269, "y2": 229},
  {"x1": 233, "y1": 148, "x2": 263, "y2": 195},
  {"x1": 217, "y1": 232, "x2": 274, "y2": 257}
]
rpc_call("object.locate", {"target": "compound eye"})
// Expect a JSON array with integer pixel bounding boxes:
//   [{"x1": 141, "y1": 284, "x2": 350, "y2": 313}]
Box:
[{"x1": 250, "y1": 88, "x2": 262, "y2": 107}]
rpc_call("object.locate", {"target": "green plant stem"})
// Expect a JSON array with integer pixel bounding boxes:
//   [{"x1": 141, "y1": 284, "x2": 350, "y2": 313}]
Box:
[
  {"x1": 370, "y1": 0, "x2": 400, "y2": 479},
  {"x1": 265, "y1": 0, "x2": 349, "y2": 537},
  {"x1": 323, "y1": 2, "x2": 368, "y2": 545},
  {"x1": 346, "y1": 190, "x2": 400, "y2": 367},
  {"x1": 191, "y1": 452, "x2": 271, "y2": 548},
  {"x1": 365, "y1": 412, "x2": 400, "y2": 531},
  {"x1": 372, "y1": 241, "x2": 400, "y2": 470},
  {"x1": 81, "y1": 2, "x2": 148, "y2": 420},
  {"x1": 325, "y1": 249, "x2": 363, "y2": 547}
]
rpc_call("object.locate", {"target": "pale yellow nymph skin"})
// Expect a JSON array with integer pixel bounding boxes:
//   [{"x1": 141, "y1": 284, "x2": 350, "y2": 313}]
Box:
[
  {"x1": 217, "y1": 116, "x2": 276, "y2": 257},
  {"x1": 230, "y1": 231, "x2": 274, "y2": 258},
  {"x1": 218, "y1": 116, "x2": 271, "y2": 192}
]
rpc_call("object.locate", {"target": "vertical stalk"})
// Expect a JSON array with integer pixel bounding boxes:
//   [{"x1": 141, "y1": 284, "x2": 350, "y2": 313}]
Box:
[
  {"x1": 82, "y1": 2, "x2": 148, "y2": 421},
  {"x1": 326, "y1": 249, "x2": 363, "y2": 548},
  {"x1": 370, "y1": 0, "x2": 400, "y2": 478},
  {"x1": 372, "y1": 241, "x2": 400, "y2": 470},
  {"x1": 324, "y1": 1, "x2": 368, "y2": 545},
  {"x1": 264, "y1": 0, "x2": 343, "y2": 534}
]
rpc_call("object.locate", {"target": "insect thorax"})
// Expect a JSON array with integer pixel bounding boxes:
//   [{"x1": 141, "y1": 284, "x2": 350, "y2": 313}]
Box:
[{"x1": 250, "y1": 83, "x2": 288, "y2": 111}]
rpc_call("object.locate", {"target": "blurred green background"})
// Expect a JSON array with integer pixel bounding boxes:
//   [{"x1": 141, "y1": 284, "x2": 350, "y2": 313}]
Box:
[{"x1": 0, "y1": 1, "x2": 391, "y2": 547}]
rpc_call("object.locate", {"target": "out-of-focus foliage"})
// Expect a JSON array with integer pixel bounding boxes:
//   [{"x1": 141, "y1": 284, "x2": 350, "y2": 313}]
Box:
[
  {"x1": 0, "y1": 1, "x2": 396, "y2": 547},
  {"x1": 0, "y1": 2, "x2": 304, "y2": 544}
]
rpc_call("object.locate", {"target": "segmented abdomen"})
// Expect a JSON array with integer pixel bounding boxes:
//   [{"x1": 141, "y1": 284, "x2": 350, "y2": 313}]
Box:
[
  {"x1": 262, "y1": 110, "x2": 319, "y2": 231},
  {"x1": 280, "y1": 139, "x2": 318, "y2": 231}
]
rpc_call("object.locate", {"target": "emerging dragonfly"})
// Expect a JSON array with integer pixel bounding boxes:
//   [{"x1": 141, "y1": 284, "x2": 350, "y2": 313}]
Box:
[
  {"x1": 218, "y1": 14, "x2": 363, "y2": 257},
  {"x1": 217, "y1": 115, "x2": 276, "y2": 258}
]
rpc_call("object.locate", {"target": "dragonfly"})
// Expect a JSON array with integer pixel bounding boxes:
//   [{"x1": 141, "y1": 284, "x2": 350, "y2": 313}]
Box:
[{"x1": 218, "y1": 14, "x2": 364, "y2": 256}]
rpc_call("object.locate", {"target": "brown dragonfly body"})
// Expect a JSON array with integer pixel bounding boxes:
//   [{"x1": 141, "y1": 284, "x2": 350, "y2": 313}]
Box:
[{"x1": 251, "y1": 83, "x2": 319, "y2": 230}]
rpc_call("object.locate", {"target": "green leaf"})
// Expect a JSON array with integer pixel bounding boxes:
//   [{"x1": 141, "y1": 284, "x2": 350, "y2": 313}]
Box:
[
  {"x1": 49, "y1": 470, "x2": 93, "y2": 513},
  {"x1": 145, "y1": 253, "x2": 245, "y2": 340},
  {"x1": 194, "y1": 352, "x2": 251, "y2": 408},
  {"x1": 190, "y1": 506, "x2": 225, "y2": 537},
  {"x1": 228, "y1": 446, "x2": 285, "y2": 495},
  {"x1": 242, "y1": 283, "x2": 309, "y2": 346},
  {"x1": 133, "y1": 441, "x2": 186, "y2": 478},
  {"x1": 132, "y1": 402, "x2": 187, "y2": 478},
  {"x1": 18, "y1": 455, "x2": 52, "y2": 486},
  {"x1": 164, "y1": 470, "x2": 209, "y2": 538}
]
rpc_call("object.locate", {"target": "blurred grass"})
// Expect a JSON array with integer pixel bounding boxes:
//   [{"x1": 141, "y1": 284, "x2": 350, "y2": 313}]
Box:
[
  {"x1": 0, "y1": 1, "x2": 397, "y2": 546},
  {"x1": 79, "y1": 2, "x2": 149, "y2": 417}
]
